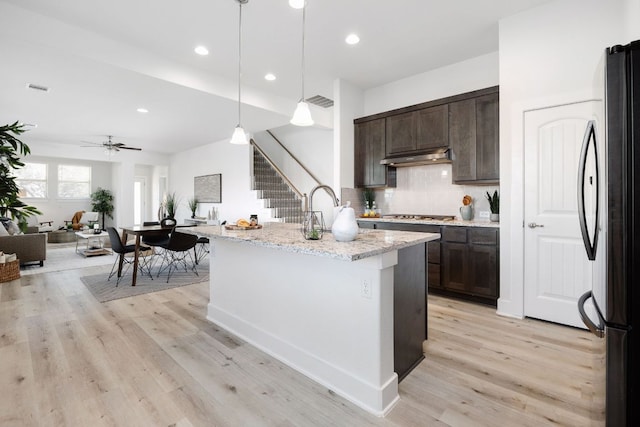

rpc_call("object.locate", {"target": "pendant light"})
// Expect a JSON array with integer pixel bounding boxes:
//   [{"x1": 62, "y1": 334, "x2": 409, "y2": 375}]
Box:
[
  {"x1": 230, "y1": 0, "x2": 249, "y2": 144},
  {"x1": 290, "y1": 1, "x2": 314, "y2": 126}
]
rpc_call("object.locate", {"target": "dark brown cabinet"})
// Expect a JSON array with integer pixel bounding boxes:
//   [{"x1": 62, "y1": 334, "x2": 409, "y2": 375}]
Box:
[
  {"x1": 439, "y1": 226, "x2": 499, "y2": 305},
  {"x1": 385, "y1": 105, "x2": 448, "y2": 156},
  {"x1": 449, "y1": 91, "x2": 499, "y2": 184},
  {"x1": 354, "y1": 118, "x2": 396, "y2": 188},
  {"x1": 358, "y1": 220, "x2": 499, "y2": 306}
]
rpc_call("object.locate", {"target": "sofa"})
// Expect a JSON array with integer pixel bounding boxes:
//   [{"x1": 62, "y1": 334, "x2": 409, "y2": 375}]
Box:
[{"x1": 0, "y1": 230, "x2": 47, "y2": 267}]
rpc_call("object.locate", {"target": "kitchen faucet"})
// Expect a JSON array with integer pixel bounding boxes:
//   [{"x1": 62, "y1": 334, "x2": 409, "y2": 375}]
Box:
[{"x1": 308, "y1": 184, "x2": 340, "y2": 212}]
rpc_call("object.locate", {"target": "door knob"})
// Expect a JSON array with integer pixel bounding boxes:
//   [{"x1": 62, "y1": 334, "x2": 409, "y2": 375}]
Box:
[{"x1": 528, "y1": 222, "x2": 544, "y2": 228}]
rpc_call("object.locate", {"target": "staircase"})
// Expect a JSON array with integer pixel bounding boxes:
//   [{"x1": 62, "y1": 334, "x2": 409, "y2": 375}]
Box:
[{"x1": 252, "y1": 148, "x2": 304, "y2": 223}]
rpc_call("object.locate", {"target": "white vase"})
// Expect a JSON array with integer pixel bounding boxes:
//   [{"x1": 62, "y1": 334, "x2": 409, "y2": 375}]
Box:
[
  {"x1": 490, "y1": 213, "x2": 500, "y2": 222},
  {"x1": 331, "y1": 205, "x2": 359, "y2": 242}
]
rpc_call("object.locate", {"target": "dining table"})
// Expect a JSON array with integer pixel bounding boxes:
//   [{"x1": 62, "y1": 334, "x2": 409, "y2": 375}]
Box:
[{"x1": 118, "y1": 224, "x2": 179, "y2": 286}]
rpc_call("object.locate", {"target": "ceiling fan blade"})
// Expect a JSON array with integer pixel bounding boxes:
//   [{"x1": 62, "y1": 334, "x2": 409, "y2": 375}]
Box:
[{"x1": 118, "y1": 146, "x2": 142, "y2": 151}]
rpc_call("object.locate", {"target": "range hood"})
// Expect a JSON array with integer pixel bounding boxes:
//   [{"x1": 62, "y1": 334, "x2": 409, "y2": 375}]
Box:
[{"x1": 380, "y1": 147, "x2": 451, "y2": 167}]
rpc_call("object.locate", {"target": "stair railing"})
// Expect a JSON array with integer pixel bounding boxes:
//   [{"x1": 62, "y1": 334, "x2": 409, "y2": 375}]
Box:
[
  {"x1": 250, "y1": 139, "x2": 308, "y2": 211},
  {"x1": 266, "y1": 130, "x2": 322, "y2": 188}
]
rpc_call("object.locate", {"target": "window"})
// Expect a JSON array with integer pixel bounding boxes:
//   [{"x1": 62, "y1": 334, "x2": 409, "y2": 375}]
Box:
[
  {"x1": 58, "y1": 165, "x2": 91, "y2": 198},
  {"x1": 15, "y1": 162, "x2": 47, "y2": 198}
]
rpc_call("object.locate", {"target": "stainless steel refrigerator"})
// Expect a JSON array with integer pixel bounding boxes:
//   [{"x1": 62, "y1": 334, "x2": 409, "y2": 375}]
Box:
[{"x1": 578, "y1": 39, "x2": 640, "y2": 427}]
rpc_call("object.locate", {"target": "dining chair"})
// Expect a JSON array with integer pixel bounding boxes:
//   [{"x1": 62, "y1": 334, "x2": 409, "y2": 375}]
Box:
[
  {"x1": 155, "y1": 230, "x2": 199, "y2": 283},
  {"x1": 106, "y1": 227, "x2": 153, "y2": 286},
  {"x1": 194, "y1": 236, "x2": 209, "y2": 265}
]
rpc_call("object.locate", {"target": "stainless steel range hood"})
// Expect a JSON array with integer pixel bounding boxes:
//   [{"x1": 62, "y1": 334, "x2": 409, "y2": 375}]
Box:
[{"x1": 380, "y1": 147, "x2": 451, "y2": 167}]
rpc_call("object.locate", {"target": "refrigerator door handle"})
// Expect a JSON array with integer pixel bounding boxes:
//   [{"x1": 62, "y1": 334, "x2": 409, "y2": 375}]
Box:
[
  {"x1": 578, "y1": 291, "x2": 605, "y2": 338},
  {"x1": 577, "y1": 120, "x2": 600, "y2": 261}
]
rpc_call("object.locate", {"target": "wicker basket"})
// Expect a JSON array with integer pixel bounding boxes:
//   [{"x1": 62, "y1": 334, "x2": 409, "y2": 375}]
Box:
[{"x1": 0, "y1": 259, "x2": 20, "y2": 283}]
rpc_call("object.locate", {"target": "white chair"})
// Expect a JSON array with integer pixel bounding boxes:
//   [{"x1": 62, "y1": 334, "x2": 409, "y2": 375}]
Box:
[
  {"x1": 79, "y1": 212, "x2": 99, "y2": 229},
  {"x1": 27, "y1": 215, "x2": 54, "y2": 233}
]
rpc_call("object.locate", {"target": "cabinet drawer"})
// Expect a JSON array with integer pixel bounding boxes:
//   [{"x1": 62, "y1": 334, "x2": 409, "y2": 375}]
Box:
[
  {"x1": 469, "y1": 228, "x2": 497, "y2": 245},
  {"x1": 442, "y1": 227, "x2": 467, "y2": 243}
]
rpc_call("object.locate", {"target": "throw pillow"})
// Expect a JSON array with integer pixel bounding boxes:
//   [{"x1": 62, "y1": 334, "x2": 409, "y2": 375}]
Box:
[
  {"x1": 0, "y1": 218, "x2": 20, "y2": 235},
  {"x1": 0, "y1": 223, "x2": 8, "y2": 236}
]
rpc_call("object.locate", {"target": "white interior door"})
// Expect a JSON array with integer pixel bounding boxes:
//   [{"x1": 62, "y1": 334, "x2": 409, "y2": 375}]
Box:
[
  {"x1": 134, "y1": 176, "x2": 146, "y2": 225},
  {"x1": 523, "y1": 101, "x2": 602, "y2": 328}
]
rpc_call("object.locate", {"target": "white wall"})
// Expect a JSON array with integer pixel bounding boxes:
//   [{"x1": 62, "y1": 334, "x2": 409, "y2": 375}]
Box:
[
  {"x1": 334, "y1": 79, "x2": 364, "y2": 190},
  {"x1": 498, "y1": 0, "x2": 630, "y2": 318},
  {"x1": 170, "y1": 140, "x2": 263, "y2": 224},
  {"x1": 363, "y1": 52, "x2": 499, "y2": 116}
]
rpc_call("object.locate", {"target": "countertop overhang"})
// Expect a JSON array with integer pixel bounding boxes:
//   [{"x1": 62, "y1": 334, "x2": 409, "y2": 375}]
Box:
[{"x1": 183, "y1": 222, "x2": 439, "y2": 262}]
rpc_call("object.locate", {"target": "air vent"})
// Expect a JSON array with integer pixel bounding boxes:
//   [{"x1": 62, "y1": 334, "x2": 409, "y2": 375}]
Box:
[
  {"x1": 306, "y1": 95, "x2": 333, "y2": 108},
  {"x1": 26, "y1": 83, "x2": 50, "y2": 92}
]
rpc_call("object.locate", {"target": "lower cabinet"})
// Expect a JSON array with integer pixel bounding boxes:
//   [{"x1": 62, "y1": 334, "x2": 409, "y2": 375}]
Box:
[
  {"x1": 358, "y1": 221, "x2": 500, "y2": 306},
  {"x1": 438, "y1": 226, "x2": 499, "y2": 306}
]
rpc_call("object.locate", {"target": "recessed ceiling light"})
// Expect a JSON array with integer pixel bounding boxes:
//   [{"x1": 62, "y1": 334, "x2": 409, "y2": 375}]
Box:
[
  {"x1": 194, "y1": 45, "x2": 209, "y2": 56},
  {"x1": 137, "y1": 108, "x2": 149, "y2": 113},
  {"x1": 289, "y1": 0, "x2": 305, "y2": 9},
  {"x1": 345, "y1": 34, "x2": 360, "y2": 45},
  {"x1": 264, "y1": 73, "x2": 276, "y2": 81}
]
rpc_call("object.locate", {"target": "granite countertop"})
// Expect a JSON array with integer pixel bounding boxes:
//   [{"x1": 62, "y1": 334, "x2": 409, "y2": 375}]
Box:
[
  {"x1": 356, "y1": 217, "x2": 500, "y2": 228},
  {"x1": 182, "y1": 222, "x2": 440, "y2": 262}
]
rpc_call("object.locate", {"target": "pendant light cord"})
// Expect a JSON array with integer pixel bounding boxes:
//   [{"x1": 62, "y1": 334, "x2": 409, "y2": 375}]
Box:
[
  {"x1": 237, "y1": 0, "x2": 243, "y2": 126},
  {"x1": 300, "y1": 3, "x2": 306, "y2": 102}
]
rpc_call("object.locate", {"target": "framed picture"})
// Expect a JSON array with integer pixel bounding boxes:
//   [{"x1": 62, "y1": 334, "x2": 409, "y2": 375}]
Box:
[{"x1": 194, "y1": 174, "x2": 221, "y2": 203}]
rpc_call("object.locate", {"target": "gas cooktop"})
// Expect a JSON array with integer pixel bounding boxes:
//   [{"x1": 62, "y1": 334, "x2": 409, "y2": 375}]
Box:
[{"x1": 382, "y1": 214, "x2": 456, "y2": 221}]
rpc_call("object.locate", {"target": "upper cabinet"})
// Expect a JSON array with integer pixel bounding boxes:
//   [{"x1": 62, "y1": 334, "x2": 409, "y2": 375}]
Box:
[
  {"x1": 354, "y1": 118, "x2": 396, "y2": 188},
  {"x1": 386, "y1": 105, "x2": 448, "y2": 156},
  {"x1": 450, "y1": 91, "x2": 499, "y2": 184},
  {"x1": 354, "y1": 86, "x2": 499, "y2": 188}
]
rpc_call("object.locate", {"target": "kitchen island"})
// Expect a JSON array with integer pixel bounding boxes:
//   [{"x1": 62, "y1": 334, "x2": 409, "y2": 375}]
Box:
[{"x1": 185, "y1": 223, "x2": 439, "y2": 416}]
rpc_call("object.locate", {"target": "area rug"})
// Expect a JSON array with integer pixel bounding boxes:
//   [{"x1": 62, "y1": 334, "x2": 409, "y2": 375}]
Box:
[
  {"x1": 21, "y1": 244, "x2": 115, "y2": 276},
  {"x1": 80, "y1": 265, "x2": 209, "y2": 303}
]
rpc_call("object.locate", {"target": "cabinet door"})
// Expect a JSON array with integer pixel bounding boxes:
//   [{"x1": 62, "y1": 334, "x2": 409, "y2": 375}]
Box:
[
  {"x1": 416, "y1": 104, "x2": 448, "y2": 150},
  {"x1": 354, "y1": 119, "x2": 391, "y2": 187},
  {"x1": 449, "y1": 99, "x2": 477, "y2": 183},
  {"x1": 441, "y1": 242, "x2": 469, "y2": 292},
  {"x1": 475, "y1": 93, "x2": 499, "y2": 181},
  {"x1": 468, "y1": 244, "x2": 498, "y2": 297},
  {"x1": 386, "y1": 111, "x2": 416, "y2": 155},
  {"x1": 354, "y1": 122, "x2": 366, "y2": 187},
  {"x1": 368, "y1": 119, "x2": 388, "y2": 186}
]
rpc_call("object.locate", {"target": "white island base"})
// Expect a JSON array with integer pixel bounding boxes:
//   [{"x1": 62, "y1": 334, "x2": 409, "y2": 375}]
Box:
[{"x1": 207, "y1": 239, "x2": 400, "y2": 416}]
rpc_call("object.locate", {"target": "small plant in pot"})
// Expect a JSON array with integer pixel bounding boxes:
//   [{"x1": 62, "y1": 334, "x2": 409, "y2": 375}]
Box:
[
  {"x1": 164, "y1": 192, "x2": 179, "y2": 219},
  {"x1": 187, "y1": 197, "x2": 198, "y2": 218},
  {"x1": 486, "y1": 190, "x2": 499, "y2": 222}
]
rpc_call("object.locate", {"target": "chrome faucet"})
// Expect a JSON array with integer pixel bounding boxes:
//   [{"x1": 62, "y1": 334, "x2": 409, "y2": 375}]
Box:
[{"x1": 308, "y1": 184, "x2": 340, "y2": 212}]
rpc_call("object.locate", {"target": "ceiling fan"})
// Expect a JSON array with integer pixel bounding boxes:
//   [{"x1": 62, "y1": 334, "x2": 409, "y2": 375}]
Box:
[{"x1": 81, "y1": 135, "x2": 142, "y2": 152}]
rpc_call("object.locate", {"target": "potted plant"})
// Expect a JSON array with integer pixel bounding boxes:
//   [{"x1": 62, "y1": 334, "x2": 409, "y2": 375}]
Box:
[
  {"x1": 486, "y1": 190, "x2": 499, "y2": 222},
  {"x1": 0, "y1": 121, "x2": 41, "y2": 231},
  {"x1": 90, "y1": 187, "x2": 114, "y2": 230},
  {"x1": 164, "y1": 192, "x2": 179, "y2": 219},
  {"x1": 187, "y1": 197, "x2": 198, "y2": 218}
]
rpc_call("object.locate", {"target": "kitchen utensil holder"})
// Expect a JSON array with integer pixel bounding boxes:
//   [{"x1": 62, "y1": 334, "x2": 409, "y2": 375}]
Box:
[{"x1": 301, "y1": 211, "x2": 325, "y2": 240}]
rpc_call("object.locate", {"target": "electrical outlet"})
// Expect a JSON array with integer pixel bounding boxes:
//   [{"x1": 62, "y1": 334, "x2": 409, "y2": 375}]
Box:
[
  {"x1": 361, "y1": 279, "x2": 372, "y2": 299},
  {"x1": 479, "y1": 210, "x2": 490, "y2": 219}
]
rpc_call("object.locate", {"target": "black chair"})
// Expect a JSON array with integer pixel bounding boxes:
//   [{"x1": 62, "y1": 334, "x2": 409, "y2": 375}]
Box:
[
  {"x1": 156, "y1": 230, "x2": 199, "y2": 282},
  {"x1": 194, "y1": 236, "x2": 209, "y2": 265},
  {"x1": 141, "y1": 221, "x2": 170, "y2": 246},
  {"x1": 106, "y1": 227, "x2": 153, "y2": 286}
]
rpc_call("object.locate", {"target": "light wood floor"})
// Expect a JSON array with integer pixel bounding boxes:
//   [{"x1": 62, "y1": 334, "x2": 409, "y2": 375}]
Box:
[{"x1": 0, "y1": 265, "x2": 605, "y2": 426}]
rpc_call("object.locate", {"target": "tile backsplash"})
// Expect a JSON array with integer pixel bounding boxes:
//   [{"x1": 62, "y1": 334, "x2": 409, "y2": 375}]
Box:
[{"x1": 342, "y1": 164, "x2": 499, "y2": 220}]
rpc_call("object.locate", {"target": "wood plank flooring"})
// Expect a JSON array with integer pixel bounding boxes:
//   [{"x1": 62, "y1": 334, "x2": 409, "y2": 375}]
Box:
[{"x1": 0, "y1": 265, "x2": 605, "y2": 426}]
